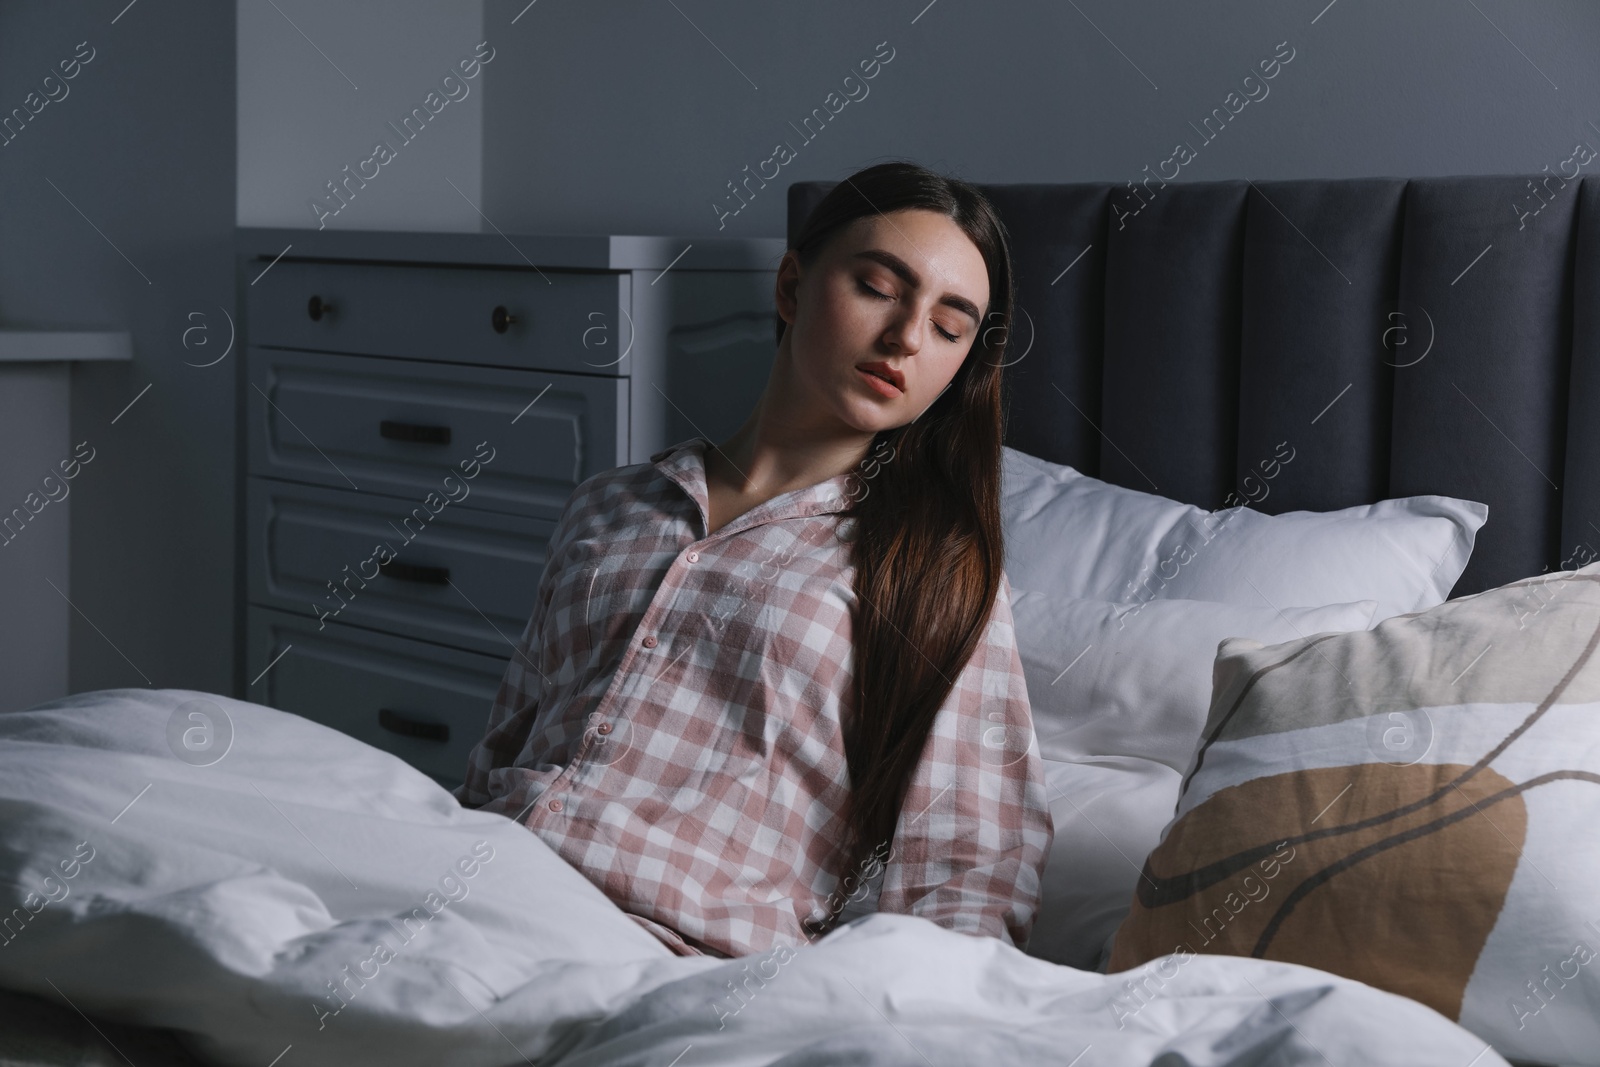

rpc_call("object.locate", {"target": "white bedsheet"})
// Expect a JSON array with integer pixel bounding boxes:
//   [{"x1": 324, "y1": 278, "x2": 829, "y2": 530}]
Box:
[{"x1": 0, "y1": 689, "x2": 1508, "y2": 1067}]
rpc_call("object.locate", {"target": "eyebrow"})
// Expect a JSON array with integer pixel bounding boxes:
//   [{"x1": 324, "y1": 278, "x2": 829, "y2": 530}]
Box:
[{"x1": 851, "y1": 249, "x2": 985, "y2": 327}]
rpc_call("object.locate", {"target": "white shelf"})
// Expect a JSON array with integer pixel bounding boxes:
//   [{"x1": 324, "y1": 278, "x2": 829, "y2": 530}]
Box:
[{"x1": 0, "y1": 330, "x2": 133, "y2": 362}]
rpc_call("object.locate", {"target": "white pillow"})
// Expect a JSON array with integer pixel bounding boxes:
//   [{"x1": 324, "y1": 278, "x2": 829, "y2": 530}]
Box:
[
  {"x1": 1029, "y1": 756, "x2": 1180, "y2": 970},
  {"x1": 1011, "y1": 588, "x2": 1378, "y2": 771},
  {"x1": 1012, "y1": 589, "x2": 1378, "y2": 970},
  {"x1": 1002, "y1": 446, "x2": 1488, "y2": 621}
]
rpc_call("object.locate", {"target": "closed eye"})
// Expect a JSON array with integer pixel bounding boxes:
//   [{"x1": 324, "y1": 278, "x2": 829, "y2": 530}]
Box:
[{"x1": 858, "y1": 279, "x2": 961, "y2": 343}]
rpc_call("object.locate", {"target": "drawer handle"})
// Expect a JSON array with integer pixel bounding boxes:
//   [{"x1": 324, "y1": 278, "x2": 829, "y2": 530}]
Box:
[
  {"x1": 379, "y1": 419, "x2": 452, "y2": 445},
  {"x1": 378, "y1": 559, "x2": 450, "y2": 585},
  {"x1": 491, "y1": 305, "x2": 518, "y2": 334},
  {"x1": 378, "y1": 707, "x2": 450, "y2": 743},
  {"x1": 307, "y1": 295, "x2": 335, "y2": 322}
]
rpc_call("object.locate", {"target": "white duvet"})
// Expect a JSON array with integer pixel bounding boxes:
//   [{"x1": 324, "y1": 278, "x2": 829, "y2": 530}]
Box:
[{"x1": 0, "y1": 689, "x2": 1508, "y2": 1067}]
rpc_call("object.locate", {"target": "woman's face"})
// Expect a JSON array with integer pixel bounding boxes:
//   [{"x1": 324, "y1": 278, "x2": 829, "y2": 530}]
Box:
[{"x1": 776, "y1": 208, "x2": 992, "y2": 434}]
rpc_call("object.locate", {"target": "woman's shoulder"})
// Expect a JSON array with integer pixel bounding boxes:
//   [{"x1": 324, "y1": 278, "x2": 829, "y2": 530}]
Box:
[
  {"x1": 561, "y1": 465, "x2": 653, "y2": 528},
  {"x1": 573, "y1": 438, "x2": 697, "y2": 502},
  {"x1": 554, "y1": 441, "x2": 697, "y2": 534}
]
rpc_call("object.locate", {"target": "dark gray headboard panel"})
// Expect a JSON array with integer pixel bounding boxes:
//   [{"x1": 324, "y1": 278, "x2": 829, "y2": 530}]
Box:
[{"x1": 788, "y1": 175, "x2": 1600, "y2": 598}]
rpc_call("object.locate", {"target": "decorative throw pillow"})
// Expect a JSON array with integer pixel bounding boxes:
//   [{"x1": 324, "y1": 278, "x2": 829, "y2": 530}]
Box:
[
  {"x1": 1002, "y1": 446, "x2": 1487, "y2": 621},
  {"x1": 1011, "y1": 589, "x2": 1378, "y2": 969},
  {"x1": 1108, "y1": 562, "x2": 1600, "y2": 1067}
]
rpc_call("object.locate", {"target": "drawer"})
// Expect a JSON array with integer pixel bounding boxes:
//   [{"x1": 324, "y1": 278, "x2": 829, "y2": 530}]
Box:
[
  {"x1": 247, "y1": 259, "x2": 630, "y2": 374},
  {"x1": 246, "y1": 478, "x2": 553, "y2": 657},
  {"x1": 246, "y1": 605, "x2": 507, "y2": 788},
  {"x1": 247, "y1": 347, "x2": 626, "y2": 520}
]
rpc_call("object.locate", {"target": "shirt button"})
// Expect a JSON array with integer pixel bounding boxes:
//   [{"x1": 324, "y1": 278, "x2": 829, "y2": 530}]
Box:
[
  {"x1": 548, "y1": 798, "x2": 563, "y2": 812},
  {"x1": 687, "y1": 551, "x2": 700, "y2": 563},
  {"x1": 597, "y1": 722, "x2": 613, "y2": 735},
  {"x1": 642, "y1": 635, "x2": 658, "y2": 648}
]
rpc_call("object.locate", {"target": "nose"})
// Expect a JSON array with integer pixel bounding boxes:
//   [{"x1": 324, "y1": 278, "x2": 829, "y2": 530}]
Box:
[{"x1": 880, "y1": 305, "x2": 925, "y2": 354}]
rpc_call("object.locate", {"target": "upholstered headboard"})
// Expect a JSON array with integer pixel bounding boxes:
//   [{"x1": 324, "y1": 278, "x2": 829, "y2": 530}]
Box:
[{"x1": 789, "y1": 175, "x2": 1600, "y2": 598}]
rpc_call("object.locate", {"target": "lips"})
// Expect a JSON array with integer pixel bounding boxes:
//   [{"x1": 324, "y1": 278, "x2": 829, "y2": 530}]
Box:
[{"x1": 857, "y1": 362, "x2": 905, "y2": 391}]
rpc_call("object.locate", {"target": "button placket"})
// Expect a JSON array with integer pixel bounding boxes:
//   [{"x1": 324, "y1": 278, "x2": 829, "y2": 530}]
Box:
[{"x1": 580, "y1": 710, "x2": 615, "y2": 748}]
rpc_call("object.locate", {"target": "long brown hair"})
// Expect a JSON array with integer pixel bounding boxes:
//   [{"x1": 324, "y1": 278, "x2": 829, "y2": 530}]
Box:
[{"x1": 782, "y1": 161, "x2": 1016, "y2": 934}]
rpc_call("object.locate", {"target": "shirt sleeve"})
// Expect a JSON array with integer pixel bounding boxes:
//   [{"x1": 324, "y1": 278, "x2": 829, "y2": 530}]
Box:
[
  {"x1": 871, "y1": 569, "x2": 1055, "y2": 951},
  {"x1": 453, "y1": 475, "x2": 599, "y2": 808}
]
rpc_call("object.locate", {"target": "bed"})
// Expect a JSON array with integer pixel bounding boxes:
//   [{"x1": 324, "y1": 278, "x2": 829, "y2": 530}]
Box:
[{"x1": 3, "y1": 172, "x2": 1597, "y2": 1065}]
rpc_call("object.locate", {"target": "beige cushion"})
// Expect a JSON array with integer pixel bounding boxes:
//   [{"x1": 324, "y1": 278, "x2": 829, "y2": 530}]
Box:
[{"x1": 1109, "y1": 561, "x2": 1600, "y2": 1066}]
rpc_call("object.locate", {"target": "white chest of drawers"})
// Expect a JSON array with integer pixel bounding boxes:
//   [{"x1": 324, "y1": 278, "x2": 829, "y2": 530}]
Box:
[{"x1": 235, "y1": 229, "x2": 784, "y2": 789}]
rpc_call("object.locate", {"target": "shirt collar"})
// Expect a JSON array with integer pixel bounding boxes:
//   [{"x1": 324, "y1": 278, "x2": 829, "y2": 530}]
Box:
[{"x1": 651, "y1": 436, "x2": 857, "y2": 538}]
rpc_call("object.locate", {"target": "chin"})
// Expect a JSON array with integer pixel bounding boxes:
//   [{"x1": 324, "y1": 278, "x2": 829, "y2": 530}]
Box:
[{"x1": 839, "y1": 407, "x2": 895, "y2": 436}]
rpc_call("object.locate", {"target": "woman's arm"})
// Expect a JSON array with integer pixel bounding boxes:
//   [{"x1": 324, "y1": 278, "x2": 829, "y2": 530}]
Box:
[
  {"x1": 872, "y1": 570, "x2": 1055, "y2": 950},
  {"x1": 453, "y1": 474, "x2": 600, "y2": 808}
]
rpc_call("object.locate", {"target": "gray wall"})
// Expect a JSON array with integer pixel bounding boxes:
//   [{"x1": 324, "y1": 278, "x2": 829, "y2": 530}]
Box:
[
  {"x1": 237, "y1": 0, "x2": 485, "y2": 232},
  {"x1": 0, "y1": 1, "x2": 237, "y2": 704},
  {"x1": 237, "y1": 2, "x2": 1600, "y2": 238},
  {"x1": 476, "y1": 0, "x2": 1600, "y2": 237}
]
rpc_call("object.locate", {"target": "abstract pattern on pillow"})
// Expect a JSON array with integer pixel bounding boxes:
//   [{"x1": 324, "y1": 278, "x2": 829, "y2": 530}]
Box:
[{"x1": 1108, "y1": 562, "x2": 1600, "y2": 1067}]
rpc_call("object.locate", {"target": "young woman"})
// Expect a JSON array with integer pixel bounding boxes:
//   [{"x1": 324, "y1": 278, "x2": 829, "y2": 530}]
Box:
[{"x1": 456, "y1": 161, "x2": 1054, "y2": 960}]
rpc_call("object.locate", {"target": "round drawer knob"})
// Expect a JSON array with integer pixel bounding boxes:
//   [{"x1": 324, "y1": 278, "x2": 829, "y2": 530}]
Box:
[
  {"x1": 307, "y1": 295, "x2": 335, "y2": 322},
  {"x1": 491, "y1": 305, "x2": 518, "y2": 334}
]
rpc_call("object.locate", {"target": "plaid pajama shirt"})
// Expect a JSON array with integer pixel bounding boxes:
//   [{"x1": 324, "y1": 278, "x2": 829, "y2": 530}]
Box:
[{"x1": 454, "y1": 435, "x2": 1053, "y2": 959}]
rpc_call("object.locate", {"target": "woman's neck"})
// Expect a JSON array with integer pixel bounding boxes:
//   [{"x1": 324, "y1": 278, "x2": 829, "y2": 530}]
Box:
[{"x1": 707, "y1": 420, "x2": 872, "y2": 500}]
